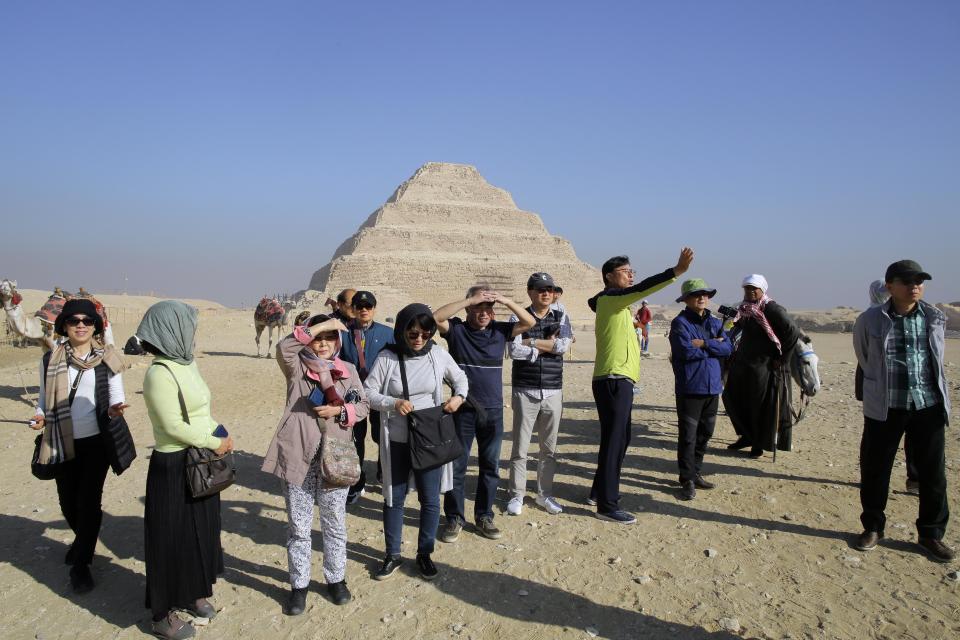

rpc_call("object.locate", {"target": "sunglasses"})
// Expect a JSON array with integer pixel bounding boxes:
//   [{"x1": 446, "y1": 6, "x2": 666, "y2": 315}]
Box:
[
  {"x1": 894, "y1": 277, "x2": 926, "y2": 287},
  {"x1": 406, "y1": 330, "x2": 433, "y2": 340},
  {"x1": 313, "y1": 332, "x2": 340, "y2": 343},
  {"x1": 65, "y1": 316, "x2": 95, "y2": 327},
  {"x1": 353, "y1": 304, "x2": 374, "y2": 311},
  {"x1": 535, "y1": 288, "x2": 555, "y2": 294}
]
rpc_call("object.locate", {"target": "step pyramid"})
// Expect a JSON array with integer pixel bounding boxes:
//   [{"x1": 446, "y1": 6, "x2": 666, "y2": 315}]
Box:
[{"x1": 308, "y1": 162, "x2": 600, "y2": 319}]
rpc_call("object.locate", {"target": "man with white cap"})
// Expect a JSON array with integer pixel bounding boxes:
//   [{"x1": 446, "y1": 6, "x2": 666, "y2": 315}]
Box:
[
  {"x1": 852, "y1": 260, "x2": 952, "y2": 562},
  {"x1": 721, "y1": 274, "x2": 801, "y2": 458}
]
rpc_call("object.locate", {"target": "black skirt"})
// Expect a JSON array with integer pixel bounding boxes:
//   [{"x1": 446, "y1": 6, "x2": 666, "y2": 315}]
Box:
[{"x1": 144, "y1": 449, "x2": 224, "y2": 615}]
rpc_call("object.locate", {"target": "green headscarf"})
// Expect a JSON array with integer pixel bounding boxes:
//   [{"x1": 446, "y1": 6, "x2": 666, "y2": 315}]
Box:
[{"x1": 137, "y1": 300, "x2": 199, "y2": 365}]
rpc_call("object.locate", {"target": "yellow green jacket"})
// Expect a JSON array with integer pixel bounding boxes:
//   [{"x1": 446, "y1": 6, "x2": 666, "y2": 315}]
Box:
[{"x1": 588, "y1": 268, "x2": 677, "y2": 382}]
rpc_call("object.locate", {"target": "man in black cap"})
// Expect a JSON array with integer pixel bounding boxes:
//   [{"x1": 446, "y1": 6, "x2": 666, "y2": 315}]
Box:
[
  {"x1": 853, "y1": 260, "x2": 953, "y2": 562},
  {"x1": 505, "y1": 273, "x2": 574, "y2": 516},
  {"x1": 339, "y1": 290, "x2": 394, "y2": 504}
]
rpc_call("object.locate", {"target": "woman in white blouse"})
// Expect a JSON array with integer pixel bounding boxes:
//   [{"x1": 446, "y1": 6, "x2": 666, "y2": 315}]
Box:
[{"x1": 31, "y1": 298, "x2": 128, "y2": 594}]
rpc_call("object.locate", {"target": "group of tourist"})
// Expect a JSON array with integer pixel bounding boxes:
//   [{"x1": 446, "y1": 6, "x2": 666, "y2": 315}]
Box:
[{"x1": 25, "y1": 253, "x2": 952, "y2": 638}]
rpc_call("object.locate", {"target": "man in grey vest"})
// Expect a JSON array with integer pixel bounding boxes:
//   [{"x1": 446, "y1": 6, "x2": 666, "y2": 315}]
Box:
[{"x1": 506, "y1": 272, "x2": 574, "y2": 516}]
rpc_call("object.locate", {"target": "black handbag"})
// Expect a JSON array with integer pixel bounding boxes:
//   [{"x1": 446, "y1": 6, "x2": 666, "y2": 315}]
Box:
[
  {"x1": 31, "y1": 434, "x2": 59, "y2": 480},
  {"x1": 153, "y1": 362, "x2": 235, "y2": 498},
  {"x1": 398, "y1": 354, "x2": 463, "y2": 471}
]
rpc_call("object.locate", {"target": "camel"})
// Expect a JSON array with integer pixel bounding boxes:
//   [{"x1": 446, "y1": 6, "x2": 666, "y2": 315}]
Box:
[
  {"x1": 1, "y1": 279, "x2": 55, "y2": 351},
  {"x1": 254, "y1": 297, "x2": 295, "y2": 357},
  {"x1": 1, "y1": 279, "x2": 115, "y2": 350}
]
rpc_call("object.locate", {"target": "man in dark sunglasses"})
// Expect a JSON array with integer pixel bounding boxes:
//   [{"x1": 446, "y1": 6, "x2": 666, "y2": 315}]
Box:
[
  {"x1": 339, "y1": 290, "x2": 394, "y2": 504},
  {"x1": 853, "y1": 260, "x2": 953, "y2": 562}
]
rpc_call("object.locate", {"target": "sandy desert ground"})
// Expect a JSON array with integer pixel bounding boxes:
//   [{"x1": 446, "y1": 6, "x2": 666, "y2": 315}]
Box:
[{"x1": 1, "y1": 294, "x2": 958, "y2": 640}]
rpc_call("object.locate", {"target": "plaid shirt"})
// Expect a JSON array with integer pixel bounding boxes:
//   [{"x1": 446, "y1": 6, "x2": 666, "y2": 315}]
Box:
[{"x1": 885, "y1": 302, "x2": 938, "y2": 410}]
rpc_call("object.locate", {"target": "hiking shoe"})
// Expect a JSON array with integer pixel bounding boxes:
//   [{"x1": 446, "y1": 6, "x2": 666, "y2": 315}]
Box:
[
  {"x1": 585, "y1": 495, "x2": 597, "y2": 506},
  {"x1": 535, "y1": 495, "x2": 563, "y2": 515},
  {"x1": 151, "y1": 612, "x2": 195, "y2": 640},
  {"x1": 679, "y1": 481, "x2": 696, "y2": 501},
  {"x1": 727, "y1": 436, "x2": 751, "y2": 450},
  {"x1": 285, "y1": 588, "x2": 307, "y2": 616},
  {"x1": 905, "y1": 479, "x2": 920, "y2": 495},
  {"x1": 69, "y1": 564, "x2": 94, "y2": 594},
  {"x1": 374, "y1": 555, "x2": 403, "y2": 580},
  {"x1": 327, "y1": 580, "x2": 352, "y2": 605},
  {"x1": 596, "y1": 510, "x2": 637, "y2": 525},
  {"x1": 439, "y1": 519, "x2": 462, "y2": 543},
  {"x1": 693, "y1": 475, "x2": 715, "y2": 490},
  {"x1": 416, "y1": 553, "x2": 439, "y2": 581},
  {"x1": 506, "y1": 496, "x2": 523, "y2": 516},
  {"x1": 183, "y1": 598, "x2": 216, "y2": 620},
  {"x1": 918, "y1": 537, "x2": 955, "y2": 563},
  {"x1": 854, "y1": 531, "x2": 880, "y2": 552},
  {"x1": 476, "y1": 516, "x2": 502, "y2": 540}
]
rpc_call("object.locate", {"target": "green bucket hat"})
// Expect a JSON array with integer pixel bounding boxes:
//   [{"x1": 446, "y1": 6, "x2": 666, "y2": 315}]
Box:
[{"x1": 676, "y1": 278, "x2": 717, "y2": 303}]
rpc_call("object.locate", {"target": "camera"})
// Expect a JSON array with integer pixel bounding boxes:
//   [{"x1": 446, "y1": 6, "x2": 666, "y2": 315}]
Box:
[{"x1": 717, "y1": 305, "x2": 738, "y2": 318}]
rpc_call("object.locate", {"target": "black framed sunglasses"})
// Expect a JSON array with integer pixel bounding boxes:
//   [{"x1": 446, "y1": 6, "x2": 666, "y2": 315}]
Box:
[
  {"x1": 65, "y1": 316, "x2": 95, "y2": 327},
  {"x1": 406, "y1": 330, "x2": 433, "y2": 340}
]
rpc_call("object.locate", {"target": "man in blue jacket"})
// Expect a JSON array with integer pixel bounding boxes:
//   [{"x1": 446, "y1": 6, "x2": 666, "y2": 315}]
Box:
[
  {"x1": 339, "y1": 290, "x2": 394, "y2": 504},
  {"x1": 669, "y1": 278, "x2": 733, "y2": 501}
]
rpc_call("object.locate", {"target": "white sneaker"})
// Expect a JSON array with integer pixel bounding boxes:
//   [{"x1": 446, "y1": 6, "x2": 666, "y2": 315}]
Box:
[
  {"x1": 506, "y1": 496, "x2": 523, "y2": 516},
  {"x1": 536, "y1": 495, "x2": 563, "y2": 515}
]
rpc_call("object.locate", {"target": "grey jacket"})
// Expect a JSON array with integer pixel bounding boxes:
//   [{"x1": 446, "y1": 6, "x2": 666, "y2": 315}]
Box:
[{"x1": 853, "y1": 300, "x2": 950, "y2": 425}]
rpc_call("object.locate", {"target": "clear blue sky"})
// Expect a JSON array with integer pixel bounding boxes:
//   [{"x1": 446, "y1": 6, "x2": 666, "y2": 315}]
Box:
[{"x1": 3, "y1": 1, "x2": 957, "y2": 309}]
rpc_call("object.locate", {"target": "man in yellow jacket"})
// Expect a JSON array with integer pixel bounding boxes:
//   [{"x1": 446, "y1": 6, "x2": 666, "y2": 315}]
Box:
[{"x1": 586, "y1": 247, "x2": 694, "y2": 523}]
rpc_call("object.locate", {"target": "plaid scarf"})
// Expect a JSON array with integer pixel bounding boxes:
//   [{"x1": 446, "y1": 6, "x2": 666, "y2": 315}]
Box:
[
  {"x1": 736, "y1": 294, "x2": 782, "y2": 355},
  {"x1": 299, "y1": 348, "x2": 348, "y2": 406},
  {"x1": 39, "y1": 341, "x2": 125, "y2": 464}
]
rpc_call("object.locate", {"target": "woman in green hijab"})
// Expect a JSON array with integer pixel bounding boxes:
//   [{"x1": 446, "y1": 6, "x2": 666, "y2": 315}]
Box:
[{"x1": 138, "y1": 301, "x2": 234, "y2": 640}]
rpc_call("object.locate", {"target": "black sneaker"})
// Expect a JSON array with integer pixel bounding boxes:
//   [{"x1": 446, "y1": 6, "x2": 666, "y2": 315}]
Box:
[
  {"x1": 748, "y1": 447, "x2": 763, "y2": 459},
  {"x1": 416, "y1": 553, "x2": 438, "y2": 581},
  {"x1": 476, "y1": 516, "x2": 502, "y2": 540},
  {"x1": 285, "y1": 587, "x2": 307, "y2": 616},
  {"x1": 693, "y1": 475, "x2": 716, "y2": 490},
  {"x1": 439, "y1": 519, "x2": 462, "y2": 543},
  {"x1": 918, "y1": 537, "x2": 955, "y2": 563},
  {"x1": 679, "y1": 481, "x2": 696, "y2": 501},
  {"x1": 374, "y1": 555, "x2": 403, "y2": 581},
  {"x1": 346, "y1": 489, "x2": 364, "y2": 505},
  {"x1": 327, "y1": 580, "x2": 352, "y2": 605},
  {"x1": 596, "y1": 510, "x2": 637, "y2": 524},
  {"x1": 69, "y1": 564, "x2": 94, "y2": 594},
  {"x1": 854, "y1": 530, "x2": 880, "y2": 552},
  {"x1": 727, "y1": 436, "x2": 751, "y2": 450}
]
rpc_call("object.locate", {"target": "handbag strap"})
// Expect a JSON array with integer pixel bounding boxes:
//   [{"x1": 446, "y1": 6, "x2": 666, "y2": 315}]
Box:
[
  {"x1": 396, "y1": 354, "x2": 415, "y2": 430},
  {"x1": 152, "y1": 361, "x2": 190, "y2": 425}
]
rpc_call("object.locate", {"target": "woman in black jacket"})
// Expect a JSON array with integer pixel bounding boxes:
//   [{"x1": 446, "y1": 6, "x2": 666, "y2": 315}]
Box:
[{"x1": 30, "y1": 299, "x2": 129, "y2": 593}]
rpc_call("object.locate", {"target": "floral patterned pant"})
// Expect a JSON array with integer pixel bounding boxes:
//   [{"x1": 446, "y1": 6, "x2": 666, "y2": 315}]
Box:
[{"x1": 283, "y1": 458, "x2": 348, "y2": 587}]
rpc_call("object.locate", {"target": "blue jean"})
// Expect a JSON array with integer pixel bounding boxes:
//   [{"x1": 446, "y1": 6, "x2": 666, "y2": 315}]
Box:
[
  {"x1": 444, "y1": 405, "x2": 504, "y2": 523},
  {"x1": 383, "y1": 441, "x2": 443, "y2": 556}
]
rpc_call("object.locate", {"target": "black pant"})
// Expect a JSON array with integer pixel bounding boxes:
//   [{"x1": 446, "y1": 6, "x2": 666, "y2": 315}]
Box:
[
  {"x1": 860, "y1": 404, "x2": 948, "y2": 539},
  {"x1": 590, "y1": 378, "x2": 634, "y2": 514},
  {"x1": 349, "y1": 410, "x2": 380, "y2": 497},
  {"x1": 675, "y1": 394, "x2": 718, "y2": 484},
  {"x1": 55, "y1": 435, "x2": 110, "y2": 567}
]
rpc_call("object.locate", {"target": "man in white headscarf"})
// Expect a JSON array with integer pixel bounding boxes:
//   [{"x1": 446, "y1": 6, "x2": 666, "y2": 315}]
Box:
[{"x1": 721, "y1": 274, "x2": 802, "y2": 458}]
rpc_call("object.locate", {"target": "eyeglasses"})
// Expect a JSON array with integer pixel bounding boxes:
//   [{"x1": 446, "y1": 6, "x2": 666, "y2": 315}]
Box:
[
  {"x1": 406, "y1": 330, "x2": 433, "y2": 340},
  {"x1": 65, "y1": 316, "x2": 95, "y2": 327},
  {"x1": 313, "y1": 332, "x2": 339, "y2": 343},
  {"x1": 613, "y1": 268, "x2": 635, "y2": 276}
]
